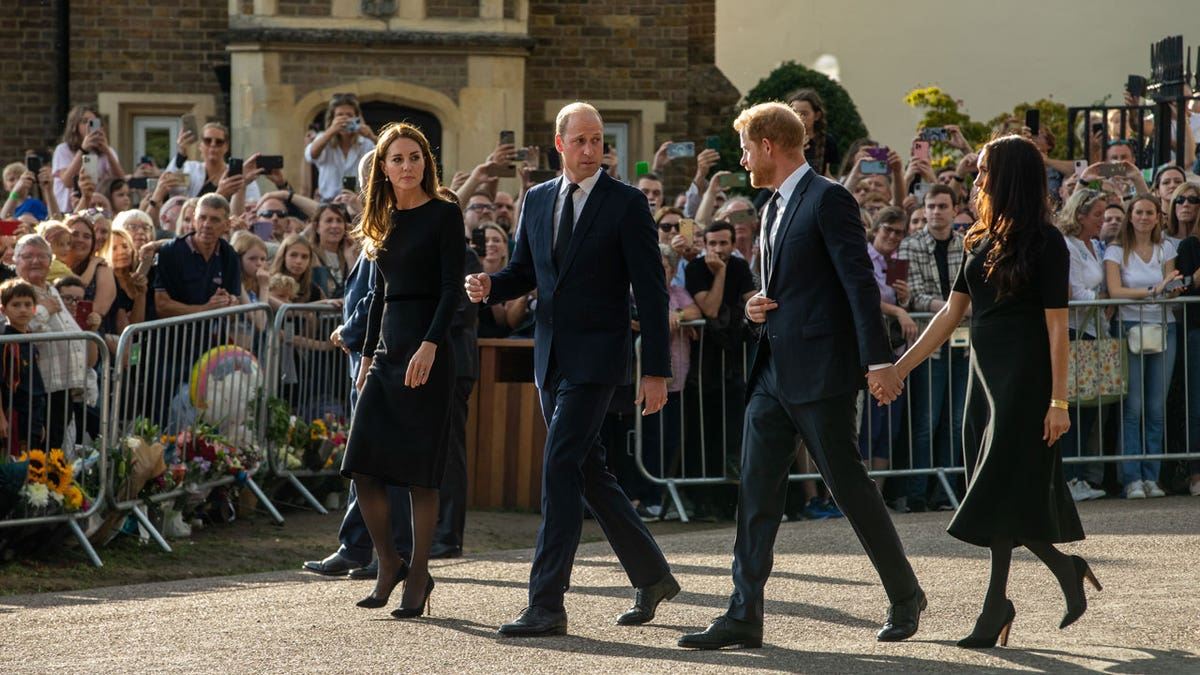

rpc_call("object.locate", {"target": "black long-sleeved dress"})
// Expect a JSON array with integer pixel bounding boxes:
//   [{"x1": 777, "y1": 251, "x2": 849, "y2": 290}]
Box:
[{"x1": 340, "y1": 199, "x2": 465, "y2": 487}]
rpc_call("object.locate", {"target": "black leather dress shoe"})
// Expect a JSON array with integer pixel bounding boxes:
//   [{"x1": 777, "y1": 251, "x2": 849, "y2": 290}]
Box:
[
  {"x1": 429, "y1": 545, "x2": 463, "y2": 559},
  {"x1": 616, "y1": 573, "x2": 681, "y2": 625},
  {"x1": 348, "y1": 559, "x2": 376, "y2": 580},
  {"x1": 678, "y1": 615, "x2": 763, "y2": 650},
  {"x1": 498, "y1": 606, "x2": 568, "y2": 637},
  {"x1": 877, "y1": 588, "x2": 927, "y2": 642},
  {"x1": 302, "y1": 553, "x2": 361, "y2": 576}
]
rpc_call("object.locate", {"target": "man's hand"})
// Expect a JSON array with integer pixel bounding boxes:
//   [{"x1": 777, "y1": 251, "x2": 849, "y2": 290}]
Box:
[
  {"x1": 745, "y1": 294, "x2": 777, "y2": 324},
  {"x1": 652, "y1": 141, "x2": 672, "y2": 173},
  {"x1": 465, "y1": 273, "x2": 491, "y2": 303},
  {"x1": 636, "y1": 375, "x2": 667, "y2": 415},
  {"x1": 704, "y1": 253, "x2": 725, "y2": 274},
  {"x1": 867, "y1": 366, "x2": 903, "y2": 406},
  {"x1": 694, "y1": 148, "x2": 719, "y2": 187}
]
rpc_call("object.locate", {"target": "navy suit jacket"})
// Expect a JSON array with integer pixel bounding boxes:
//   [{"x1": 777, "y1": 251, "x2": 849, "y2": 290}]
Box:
[
  {"x1": 754, "y1": 170, "x2": 892, "y2": 406},
  {"x1": 488, "y1": 170, "x2": 670, "y2": 388},
  {"x1": 341, "y1": 252, "x2": 374, "y2": 378}
]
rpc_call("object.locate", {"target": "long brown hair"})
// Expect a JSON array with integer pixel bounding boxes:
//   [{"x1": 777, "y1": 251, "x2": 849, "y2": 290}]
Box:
[
  {"x1": 787, "y1": 88, "x2": 828, "y2": 171},
  {"x1": 1116, "y1": 194, "x2": 1163, "y2": 266},
  {"x1": 964, "y1": 134, "x2": 1052, "y2": 298},
  {"x1": 352, "y1": 123, "x2": 447, "y2": 259},
  {"x1": 62, "y1": 105, "x2": 99, "y2": 152},
  {"x1": 271, "y1": 233, "x2": 320, "y2": 302}
]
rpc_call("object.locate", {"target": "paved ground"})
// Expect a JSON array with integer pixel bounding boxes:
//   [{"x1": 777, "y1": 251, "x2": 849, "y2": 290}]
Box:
[{"x1": 1, "y1": 497, "x2": 1198, "y2": 673}]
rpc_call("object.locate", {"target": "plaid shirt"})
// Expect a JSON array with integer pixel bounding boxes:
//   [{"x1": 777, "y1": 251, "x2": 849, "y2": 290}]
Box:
[{"x1": 897, "y1": 228, "x2": 965, "y2": 314}]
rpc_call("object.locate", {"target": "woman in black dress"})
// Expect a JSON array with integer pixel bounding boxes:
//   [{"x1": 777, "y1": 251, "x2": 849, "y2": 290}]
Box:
[
  {"x1": 896, "y1": 135, "x2": 1097, "y2": 648},
  {"x1": 342, "y1": 123, "x2": 464, "y2": 617}
]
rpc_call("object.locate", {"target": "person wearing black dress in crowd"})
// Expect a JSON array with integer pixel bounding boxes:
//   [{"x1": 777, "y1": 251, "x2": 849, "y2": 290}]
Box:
[
  {"x1": 341, "y1": 123, "x2": 465, "y2": 618},
  {"x1": 896, "y1": 134, "x2": 1097, "y2": 649}
]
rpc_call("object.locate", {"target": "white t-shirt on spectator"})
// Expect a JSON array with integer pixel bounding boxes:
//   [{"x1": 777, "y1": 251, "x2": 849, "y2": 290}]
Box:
[
  {"x1": 52, "y1": 143, "x2": 121, "y2": 214},
  {"x1": 1103, "y1": 241, "x2": 1176, "y2": 324},
  {"x1": 305, "y1": 135, "x2": 374, "y2": 201}
]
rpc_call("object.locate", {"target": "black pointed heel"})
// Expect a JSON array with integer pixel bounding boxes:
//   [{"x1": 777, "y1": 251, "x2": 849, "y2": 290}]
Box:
[
  {"x1": 1060, "y1": 555, "x2": 1101, "y2": 629},
  {"x1": 391, "y1": 575, "x2": 435, "y2": 618},
  {"x1": 356, "y1": 564, "x2": 407, "y2": 609},
  {"x1": 957, "y1": 600, "x2": 1015, "y2": 649}
]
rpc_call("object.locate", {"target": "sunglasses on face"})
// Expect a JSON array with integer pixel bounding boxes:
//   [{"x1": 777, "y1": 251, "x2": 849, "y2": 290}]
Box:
[
  {"x1": 1175, "y1": 196, "x2": 1200, "y2": 205},
  {"x1": 659, "y1": 223, "x2": 680, "y2": 232},
  {"x1": 258, "y1": 210, "x2": 288, "y2": 219},
  {"x1": 201, "y1": 137, "x2": 227, "y2": 147}
]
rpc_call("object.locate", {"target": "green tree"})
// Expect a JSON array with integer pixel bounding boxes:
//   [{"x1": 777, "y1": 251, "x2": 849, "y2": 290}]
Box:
[
  {"x1": 904, "y1": 86, "x2": 990, "y2": 169},
  {"x1": 718, "y1": 61, "x2": 869, "y2": 177},
  {"x1": 985, "y1": 99, "x2": 1070, "y2": 160}
]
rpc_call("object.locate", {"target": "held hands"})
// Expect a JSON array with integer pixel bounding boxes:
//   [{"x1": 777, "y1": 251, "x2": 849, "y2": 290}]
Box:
[
  {"x1": 867, "y1": 366, "x2": 904, "y2": 406},
  {"x1": 1044, "y1": 407, "x2": 1070, "y2": 446},
  {"x1": 636, "y1": 375, "x2": 667, "y2": 415},
  {"x1": 405, "y1": 342, "x2": 436, "y2": 388},
  {"x1": 465, "y1": 273, "x2": 491, "y2": 303},
  {"x1": 744, "y1": 294, "x2": 778, "y2": 324}
]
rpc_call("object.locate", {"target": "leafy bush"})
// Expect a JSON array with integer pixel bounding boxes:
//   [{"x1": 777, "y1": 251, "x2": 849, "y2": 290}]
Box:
[{"x1": 716, "y1": 61, "x2": 870, "y2": 173}]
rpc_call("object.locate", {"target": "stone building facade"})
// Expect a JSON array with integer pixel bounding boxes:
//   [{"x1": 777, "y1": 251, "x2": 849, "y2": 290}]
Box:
[{"x1": 7, "y1": 0, "x2": 739, "y2": 196}]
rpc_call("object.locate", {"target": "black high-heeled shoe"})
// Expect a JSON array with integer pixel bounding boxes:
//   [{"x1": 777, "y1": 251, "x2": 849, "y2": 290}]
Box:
[
  {"x1": 1060, "y1": 555, "x2": 1102, "y2": 629},
  {"x1": 957, "y1": 600, "x2": 1016, "y2": 649},
  {"x1": 356, "y1": 564, "x2": 408, "y2": 609},
  {"x1": 391, "y1": 575, "x2": 435, "y2": 618}
]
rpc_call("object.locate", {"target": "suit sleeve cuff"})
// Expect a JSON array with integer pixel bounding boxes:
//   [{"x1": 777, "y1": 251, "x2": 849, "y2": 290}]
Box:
[{"x1": 868, "y1": 363, "x2": 893, "y2": 371}]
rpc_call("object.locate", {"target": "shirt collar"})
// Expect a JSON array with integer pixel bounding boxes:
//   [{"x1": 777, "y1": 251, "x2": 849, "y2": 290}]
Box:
[
  {"x1": 560, "y1": 168, "x2": 604, "y2": 198},
  {"x1": 776, "y1": 162, "x2": 812, "y2": 204}
]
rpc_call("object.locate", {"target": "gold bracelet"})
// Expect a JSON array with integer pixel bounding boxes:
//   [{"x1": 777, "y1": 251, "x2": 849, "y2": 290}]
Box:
[{"x1": 1049, "y1": 399, "x2": 1069, "y2": 410}]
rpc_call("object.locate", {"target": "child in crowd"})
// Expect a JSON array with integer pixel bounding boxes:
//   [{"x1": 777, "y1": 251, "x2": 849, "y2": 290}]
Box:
[
  {"x1": 36, "y1": 221, "x2": 75, "y2": 283},
  {"x1": 268, "y1": 274, "x2": 299, "y2": 304},
  {"x1": 0, "y1": 279, "x2": 48, "y2": 456}
]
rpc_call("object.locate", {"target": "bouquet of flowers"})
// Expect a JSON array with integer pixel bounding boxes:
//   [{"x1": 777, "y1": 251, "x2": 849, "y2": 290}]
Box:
[
  {"x1": 14, "y1": 448, "x2": 91, "y2": 516},
  {"x1": 281, "y1": 414, "x2": 347, "y2": 472}
]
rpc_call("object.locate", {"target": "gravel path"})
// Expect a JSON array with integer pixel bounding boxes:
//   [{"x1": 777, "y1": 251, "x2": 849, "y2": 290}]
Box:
[{"x1": 2, "y1": 497, "x2": 1197, "y2": 673}]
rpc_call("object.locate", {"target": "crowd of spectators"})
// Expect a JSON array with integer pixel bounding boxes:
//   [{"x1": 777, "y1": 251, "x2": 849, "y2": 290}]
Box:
[{"x1": 2, "y1": 85, "x2": 1198, "y2": 526}]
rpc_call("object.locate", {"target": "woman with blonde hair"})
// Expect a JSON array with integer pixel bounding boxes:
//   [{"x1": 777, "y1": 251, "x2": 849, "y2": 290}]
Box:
[
  {"x1": 269, "y1": 233, "x2": 324, "y2": 303},
  {"x1": 101, "y1": 228, "x2": 147, "y2": 335},
  {"x1": 1054, "y1": 188, "x2": 1109, "y2": 501},
  {"x1": 342, "y1": 122, "x2": 464, "y2": 618}
]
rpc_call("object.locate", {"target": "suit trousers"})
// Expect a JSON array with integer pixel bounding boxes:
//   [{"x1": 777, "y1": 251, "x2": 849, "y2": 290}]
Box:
[
  {"x1": 433, "y1": 376, "x2": 476, "y2": 552},
  {"x1": 728, "y1": 347, "x2": 919, "y2": 624},
  {"x1": 528, "y1": 359, "x2": 671, "y2": 612}
]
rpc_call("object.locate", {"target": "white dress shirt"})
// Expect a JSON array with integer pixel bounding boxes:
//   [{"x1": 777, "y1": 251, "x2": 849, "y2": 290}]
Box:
[
  {"x1": 305, "y1": 135, "x2": 375, "y2": 201},
  {"x1": 553, "y1": 169, "x2": 603, "y2": 246}
]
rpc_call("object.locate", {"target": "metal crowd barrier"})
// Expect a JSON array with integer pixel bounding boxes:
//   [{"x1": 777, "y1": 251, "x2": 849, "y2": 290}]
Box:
[
  {"x1": 107, "y1": 303, "x2": 282, "y2": 552},
  {"x1": 263, "y1": 302, "x2": 348, "y2": 514},
  {"x1": 0, "y1": 330, "x2": 109, "y2": 567},
  {"x1": 634, "y1": 297, "x2": 1200, "y2": 522}
]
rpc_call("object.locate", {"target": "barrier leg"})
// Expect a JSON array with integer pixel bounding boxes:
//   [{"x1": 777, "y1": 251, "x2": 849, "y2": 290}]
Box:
[
  {"x1": 245, "y1": 476, "x2": 285, "y2": 525},
  {"x1": 936, "y1": 468, "x2": 960, "y2": 510},
  {"x1": 130, "y1": 504, "x2": 173, "y2": 553},
  {"x1": 665, "y1": 480, "x2": 689, "y2": 524},
  {"x1": 66, "y1": 518, "x2": 103, "y2": 568},
  {"x1": 286, "y1": 473, "x2": 329, "y2": 514}
]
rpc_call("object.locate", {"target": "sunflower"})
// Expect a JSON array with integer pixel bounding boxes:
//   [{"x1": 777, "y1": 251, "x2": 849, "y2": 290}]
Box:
[
  {"x1": 45, "y1": 463, "x2": 71, "y2": 494},
  {"x1": 64, "y1": 485, "x2": 83, "y2": 511},
  {"x1": 309, "y1": 419, "x2": 328, "y2": 440},
  {"x1": 18, "y1": 449, "x2": 47, "y2": 484}
]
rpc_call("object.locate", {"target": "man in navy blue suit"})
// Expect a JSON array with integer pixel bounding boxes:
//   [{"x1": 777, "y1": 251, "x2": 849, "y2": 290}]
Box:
[
  {"x1": 466, "y1": 102, "x2": 679, "y2": 637},
  {"x1": 678, "y1": 102, "x2": 924, "y2": 650}
]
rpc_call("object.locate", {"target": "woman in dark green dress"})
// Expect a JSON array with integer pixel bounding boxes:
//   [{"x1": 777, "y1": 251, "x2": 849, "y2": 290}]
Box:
[{"x1": 896, "y1": 135, "x2": 1098, "y2": 648}]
